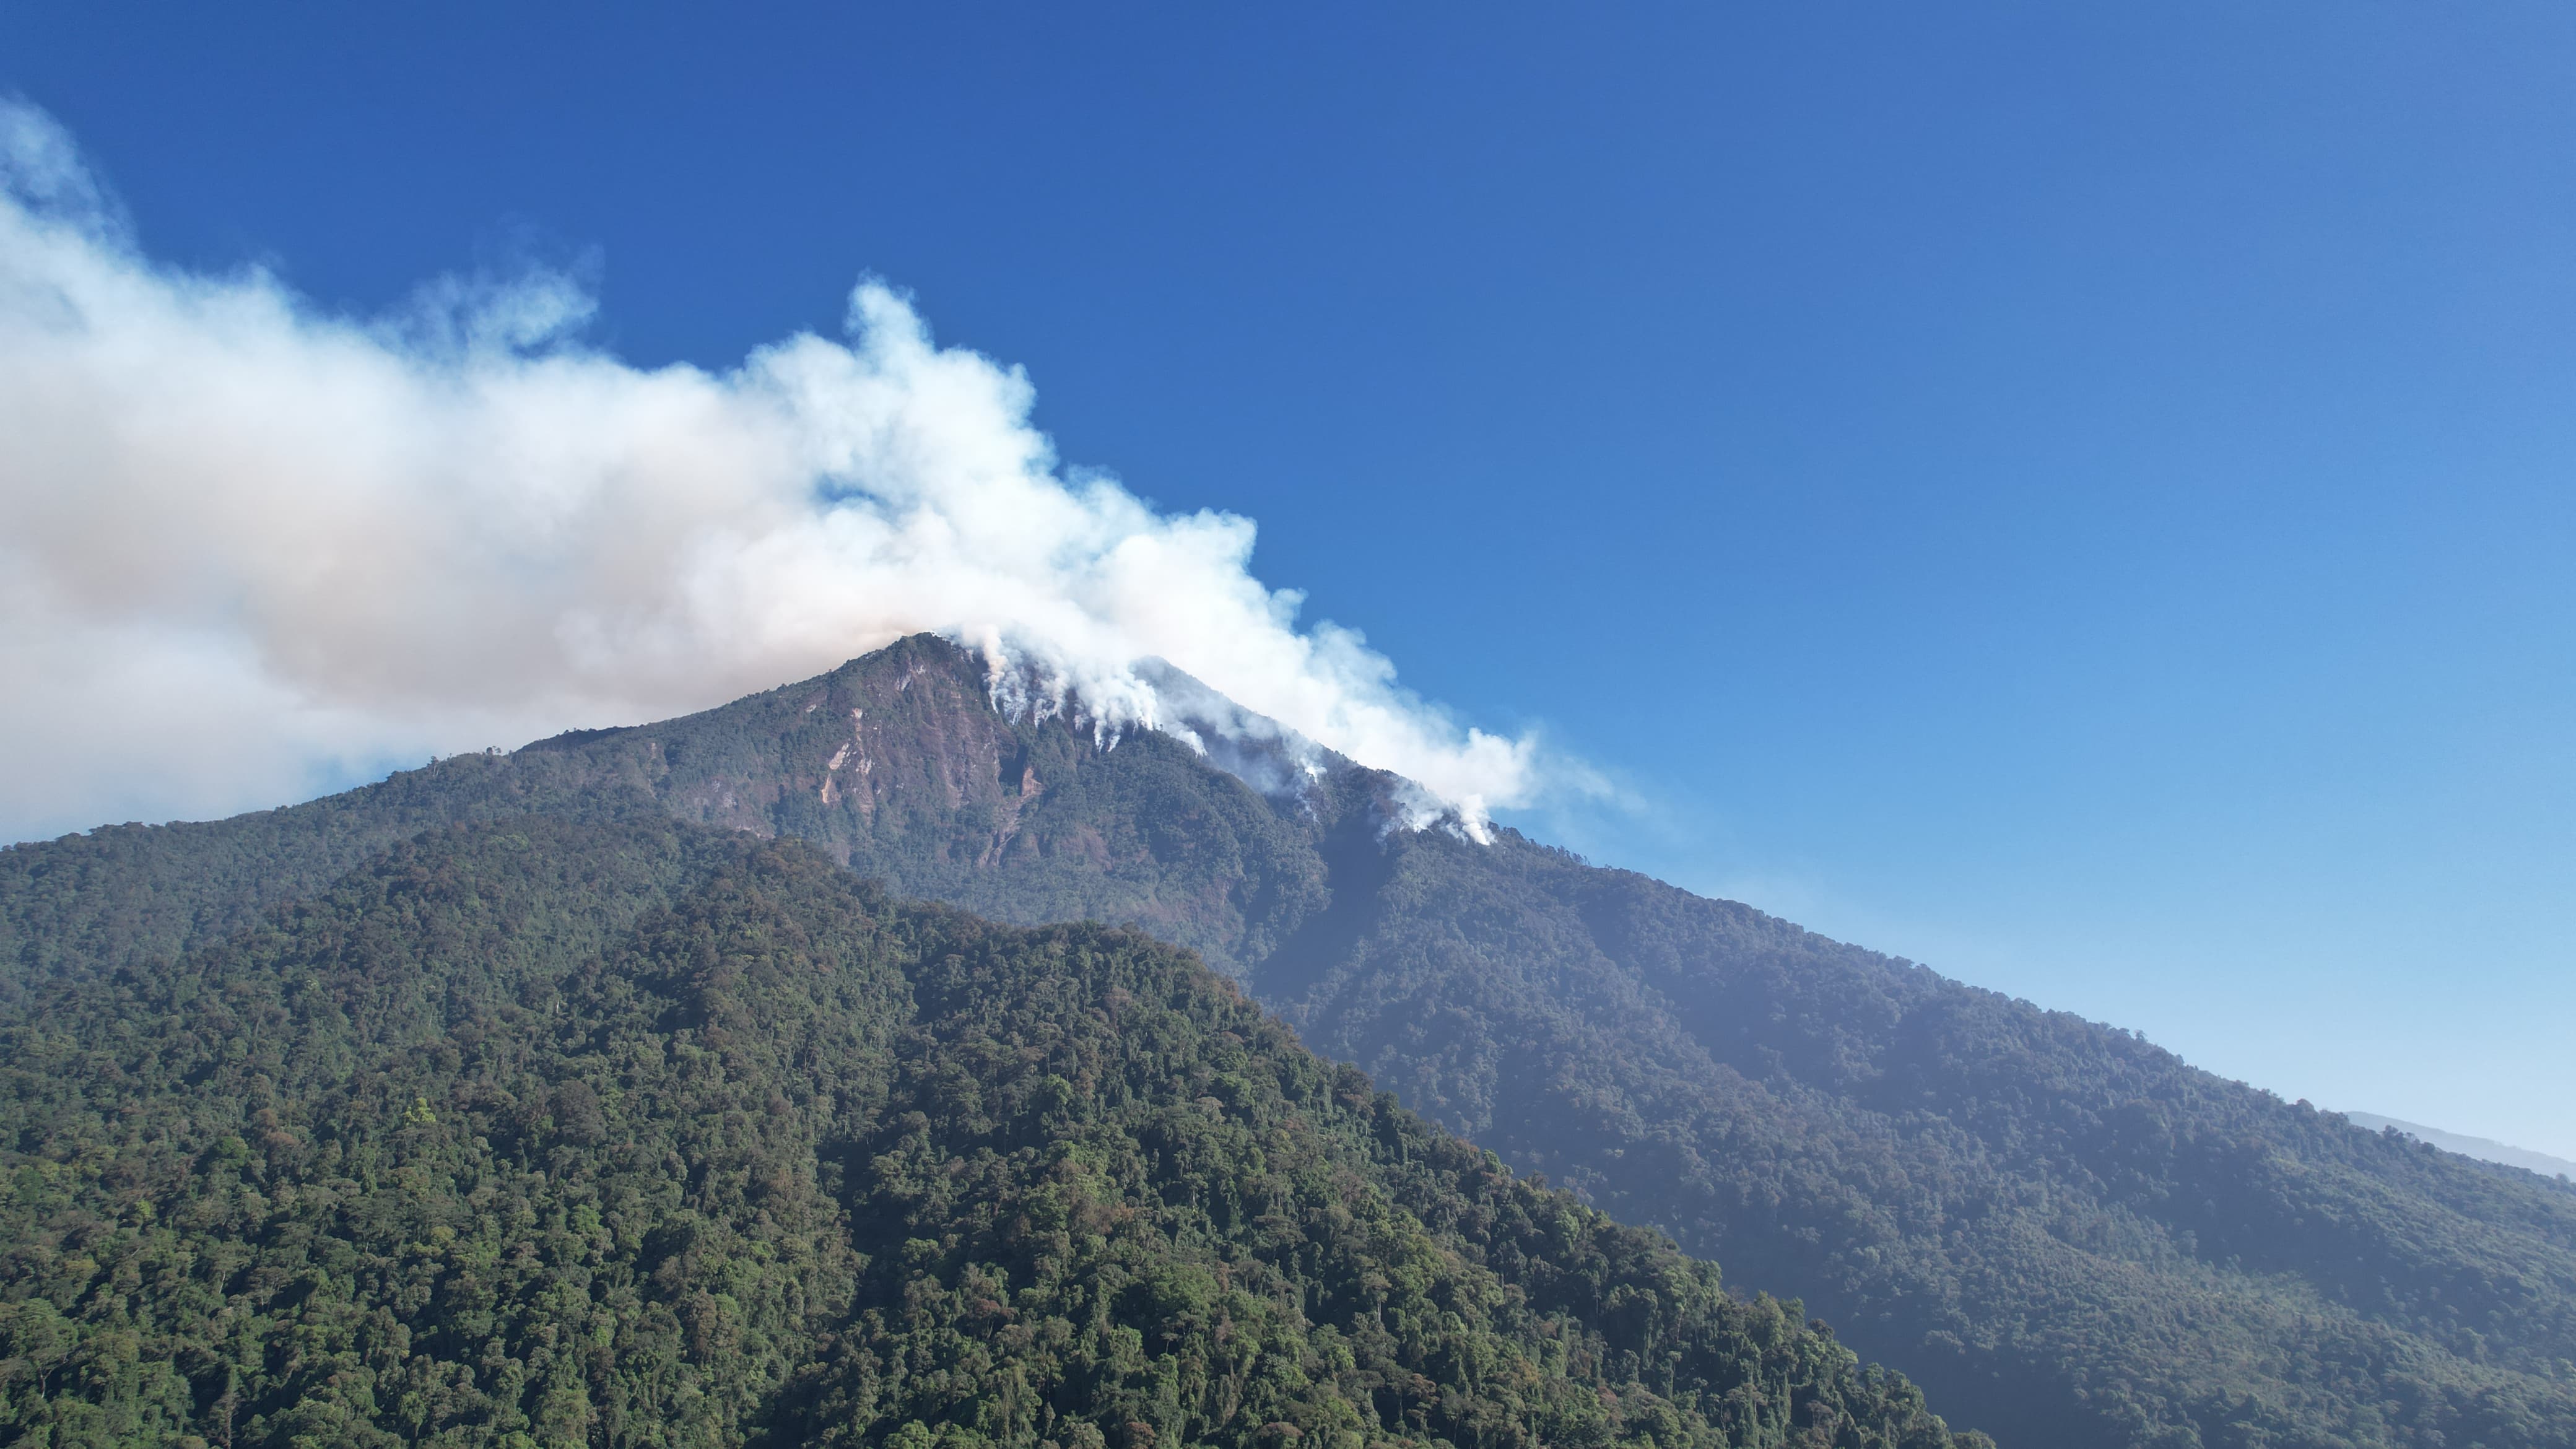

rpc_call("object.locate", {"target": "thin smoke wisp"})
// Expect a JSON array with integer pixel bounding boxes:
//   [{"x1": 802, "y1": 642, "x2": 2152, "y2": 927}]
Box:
[{"x1": 0, "y1": 102, "x2": 1565, "y2": 843}]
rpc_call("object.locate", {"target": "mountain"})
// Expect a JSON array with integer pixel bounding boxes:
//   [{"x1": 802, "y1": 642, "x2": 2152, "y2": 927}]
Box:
[
  {"x1": 2344, "y1": 1114, "x2": 2576, "y2": 1181},
  {"x1": 7, "y1": 634, "x2": 2576, "y2": 1448},
  {"x1": 0, "y1": 814, "x2": 1975, "y2": 1449}
]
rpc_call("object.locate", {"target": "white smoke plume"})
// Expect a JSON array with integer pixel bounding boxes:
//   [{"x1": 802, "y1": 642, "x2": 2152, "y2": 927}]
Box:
[{"x1": 0, "y1": 102, "x2": 1556, "y2": 844}]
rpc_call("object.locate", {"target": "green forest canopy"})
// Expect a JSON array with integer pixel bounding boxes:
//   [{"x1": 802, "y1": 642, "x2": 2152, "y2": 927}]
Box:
[{"x1": 0, "y1": 817, "x2": 1978, "y2": 1449}]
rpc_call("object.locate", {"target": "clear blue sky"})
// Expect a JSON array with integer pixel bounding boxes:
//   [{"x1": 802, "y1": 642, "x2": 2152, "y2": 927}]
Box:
[{"x1": 7, "y1": 1, "x2": 2572, "y2": 1155}]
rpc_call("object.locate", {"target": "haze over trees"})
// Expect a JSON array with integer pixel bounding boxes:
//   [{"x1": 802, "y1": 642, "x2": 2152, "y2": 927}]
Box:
[{"x1": 6, "y1": 635, "x2": 2574, "y2": 1448}]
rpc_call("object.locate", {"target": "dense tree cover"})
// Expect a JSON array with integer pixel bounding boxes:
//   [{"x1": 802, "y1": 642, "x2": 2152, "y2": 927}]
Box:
[
  {"x1": 1292, "y1": 835, "x2": 2576, "y2": 1449},
  {"x1": 0, "y1": 817, "x2": 1974, "y2": 1449},
  {"x1": 7, "y1": 634, "x2": 2575, "y2": 1447}
]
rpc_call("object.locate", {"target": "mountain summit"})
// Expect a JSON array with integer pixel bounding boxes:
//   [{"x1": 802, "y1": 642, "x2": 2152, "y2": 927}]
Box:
[{"x1": 8, "y1": 635, "x2": 2575, "y2": 1449}]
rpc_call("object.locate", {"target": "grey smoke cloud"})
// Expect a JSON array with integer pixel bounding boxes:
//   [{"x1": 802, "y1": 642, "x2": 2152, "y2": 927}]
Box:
[{"x1": 0, "y1": 102, "x2": 1565, "y2": 843}]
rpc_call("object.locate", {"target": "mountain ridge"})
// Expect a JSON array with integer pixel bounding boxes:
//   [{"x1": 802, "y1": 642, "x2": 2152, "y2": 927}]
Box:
[{"x1": 7, "y1": 633, "x2": 2575, "y2": 1449}]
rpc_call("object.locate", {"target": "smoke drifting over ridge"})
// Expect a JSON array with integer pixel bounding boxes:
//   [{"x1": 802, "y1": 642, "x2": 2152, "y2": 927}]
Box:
[{"x1": 0, "y1": 103, "x2": 1556, "y2": 843}]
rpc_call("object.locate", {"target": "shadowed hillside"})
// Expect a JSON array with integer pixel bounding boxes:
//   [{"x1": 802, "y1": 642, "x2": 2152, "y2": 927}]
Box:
[{"x1": 7, "y1": 635, "x2": 2575, "y2": 1448}]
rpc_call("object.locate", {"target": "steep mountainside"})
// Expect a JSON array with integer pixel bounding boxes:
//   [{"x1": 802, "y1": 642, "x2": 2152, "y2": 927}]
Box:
[
  {"x1": 7, "y1": 635, "x2": 2575, "y2": 1448},
  {"x1": 0, "y1": 816, "x2": 1972, "y2": 1449}
]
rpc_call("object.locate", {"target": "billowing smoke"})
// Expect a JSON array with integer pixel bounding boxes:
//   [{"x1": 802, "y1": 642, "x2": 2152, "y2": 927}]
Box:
[{"x1": 0, "y1": 102, "x2": 1556, "y2": 843}]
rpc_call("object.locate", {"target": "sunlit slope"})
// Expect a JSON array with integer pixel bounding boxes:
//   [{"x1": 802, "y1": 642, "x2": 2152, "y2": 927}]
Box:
[
  {"x1": 6, "y1": 634, "x2": 2574, "y2": 1448},
  {"x1": 0, "y1": 816, "x2": 1970, "y2": 1449}
]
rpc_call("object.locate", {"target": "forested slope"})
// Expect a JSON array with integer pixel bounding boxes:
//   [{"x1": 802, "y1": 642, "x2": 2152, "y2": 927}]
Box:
[
  {"x1": 1287, "y1": 833, "x2": 2576, "y2": 1448},
  {"x1": 6, "y1": 634, "x2": 2575, "y2": 1447},
  {"x1": 0, "y1": 817, "x2": 1970, "y2": 1449}
]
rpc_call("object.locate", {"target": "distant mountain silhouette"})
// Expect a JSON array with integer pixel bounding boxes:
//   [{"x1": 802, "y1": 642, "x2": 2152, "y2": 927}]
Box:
[
  {"x1": 2345, "y1": 1112, "x2": 2576, "y2": 1181},
  {"x1": 8, "y1": 633, "x2": 2575, "y2": 1449}
]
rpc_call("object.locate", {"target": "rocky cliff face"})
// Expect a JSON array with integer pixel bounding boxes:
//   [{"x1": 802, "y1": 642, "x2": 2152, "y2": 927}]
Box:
[{"x1": 502, "y1": 634, "x2": 1355, "y2": 976}]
